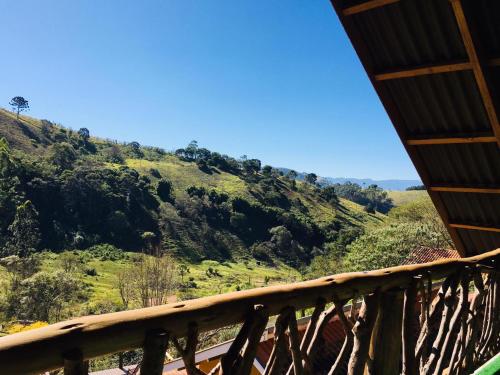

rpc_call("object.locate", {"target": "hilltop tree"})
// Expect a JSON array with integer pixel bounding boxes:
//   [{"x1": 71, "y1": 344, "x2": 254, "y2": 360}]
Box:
[
  {"x1": 305, "y1": 173, "x2": 318, "y2": 185},
  {"x1": 4, "y1": 201, "x2": 40, "y2": 257},
  {"x1": 9, "y1": 97, "x2": 29, "y2": 119},
  {"x1": 77, "y1": 128, "x2": 90, "y2": 142},
  {"x1": 262, "y1": 165, "x2": 273, "y2": 176},
  {"x1": 286, "y1": 170, "x2": 298, "y2": 180},
  {"x1": 242, "y1": 159, "x2": 261, "y2": 175},
  {"x1": 185, "y1": 140, "x2": 198, "y2": 160}
]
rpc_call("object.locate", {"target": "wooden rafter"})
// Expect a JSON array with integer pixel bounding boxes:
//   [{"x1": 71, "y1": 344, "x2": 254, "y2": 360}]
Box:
[
  {"x1": 450, "y1": 0, "x2": 500, "y2": 147},
  {"x1": 488, "y1": 58, "x2": 500, "y2": 67},
  {"x1": 406, "y1": 136, "x2": 497, "y2": 146},
  {"x1": 374, "y1": 62, "x2": 472, "y2": 81},
  {"x1": 430, "y1": 186, "x2": 500, "y2": 194},
  {"x1": 343, "y1": 0, "x2": 399, "y2": 16},
  {"x1": 449, "y1": 223, "x2": 500, "y2": 234},
  {"x1": 374, "y1": 58, "x2": 499, "y2": 82}
]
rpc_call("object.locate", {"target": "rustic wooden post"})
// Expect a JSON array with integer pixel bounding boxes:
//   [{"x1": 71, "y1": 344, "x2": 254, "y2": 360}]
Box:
[
  {"x1": 63, "y1": 349, "x2": 88, "y2": 375},
  {"x1": 236, "y1": 305, "x2": 269, "y2": 375},
  {"x1": 415, "y1": 274, "x2": 453, "y2": 366},
  {"x1": 328, "y1": 296, "x2": 353, "y2": 375},
  {"x1": 368, "y1": 289, "x2": 404, "y2": 375},
  {"x1": 306, "y1": 303, "x2": 338, "y2": 369},
  {"x1": 402, "y1": 278, "x2": 417, "y2": 375},
  {"x1": 285, "y1": 298, "x2": 325, "y2": 375},
  {"x1": 264, "y1": 308, "x2": 292, "y2": 375},
  {"x1": 173, "y1": 322, "x2": 206, "y2": 375},
  {"x1": 139, "y1": 329, "x2": 169, "y2": 375},
  {"x1": 435, "y1": 271, "x2": 470, "y2": 375},
  {"x1": 476, "y1": 272, "x2": 498, "y2": 361},
  {"x1": 347, "y1": 292, "x2": 380, "y2": 375},
  {"x1": 288, "y1": 308, "x2": 304, "y2": 375},
  {"x1": 423, "y1": 273, "x2": 460, "y2": 374},
  {"x1": 458, "y1": 269, "x2": 487, "y2": 373}
]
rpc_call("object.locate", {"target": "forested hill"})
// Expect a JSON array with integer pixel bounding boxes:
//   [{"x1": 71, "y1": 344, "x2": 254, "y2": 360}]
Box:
[{"x1": 0, "y1": 108, "x2": 385, "y2": 267}]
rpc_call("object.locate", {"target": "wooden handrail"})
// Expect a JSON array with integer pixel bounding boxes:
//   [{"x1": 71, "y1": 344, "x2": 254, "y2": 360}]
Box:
[{"x1": 0, "y1": 249, "x2": 498, "y2": 374}]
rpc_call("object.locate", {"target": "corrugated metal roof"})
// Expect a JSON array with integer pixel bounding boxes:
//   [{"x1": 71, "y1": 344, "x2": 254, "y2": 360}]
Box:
[{"x1": 331, "y1": 0, "x2": 500, "y2": 255}]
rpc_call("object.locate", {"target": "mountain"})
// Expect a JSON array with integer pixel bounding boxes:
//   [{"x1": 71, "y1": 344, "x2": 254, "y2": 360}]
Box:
[
  {"x1": 0, "y1": 108, "x2": 385, "y2": 267},
  {"x1": 278, "y1": 168, "x2": 421, "y2": 191}
]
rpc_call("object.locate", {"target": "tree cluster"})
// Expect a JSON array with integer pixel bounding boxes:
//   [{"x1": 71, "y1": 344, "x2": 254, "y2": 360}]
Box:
[{"x1": 330, "y1": 182, "x2": 394, "y2": 213}]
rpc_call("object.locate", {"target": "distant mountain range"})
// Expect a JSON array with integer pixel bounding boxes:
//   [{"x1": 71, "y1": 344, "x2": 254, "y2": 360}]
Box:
[{"x1": 278, "y1": 168, "x2": 422, "y2": 191}]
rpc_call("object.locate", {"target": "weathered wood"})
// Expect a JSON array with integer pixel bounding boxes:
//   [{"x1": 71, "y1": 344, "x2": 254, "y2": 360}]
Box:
[
  {"x1": 460, "y1": 271, "x2": 487, "y2": 373},
  {"x1": 374, "y1": 62, "x2": 472, "y2": 81},
  {"x1": 430, "y1": 186, "x2": 500, "y2": 194},
  {"x1": 287, "y1": 298, "x2": 326, "y2": 375},
  {"x1": 287, "y1": 308, "x2": 304, "y2": 375},
  {"x1": 139, "y1": 329, "x2": 169, "y2": 375},
  {"x1": 402, "y1": 278, "x2": 417, "y2": 375},
  {"x1": 235, "y1": 305, "x2": 268, "y2": 375},
  {"x1": 342, "y1": 0, "x2": 399, "y2": 16},
  {"x1": 476, "y1": 274, "x2": 498, "y2": 361},
  {"x1": 416, "y1": 276, "x2": 453, "y2": 365},
  {"x1": 0, "y1": 250, "x2": 499, "y2": 374},
  {"x1": 172, "y1": 323, "x2": 206, "y2": 375},
  {"x1": 449, "y1": 0, "x2": 500, "y2": 147},
  {"x1": 434, "y1": 272, "x2": 470, "y2": 375},
  {"x1": 264, "y1": 308, "x2": 292, "y2": 375},
  {"x1": 327, "y1": 297, "x2": 353, "y2": 375},
  {"x1": 423, "y1": 274, "x2": 460, "y2": 374},
  {"x1": 449, "y1": 223, "x2": 500, "y2": 233},
  {"x1": 63, "y1": 349, "x2": 88, "y2": 375},
  {"x1": 406, "y1": 136, "x2": 497, "y2": 146},
  {"x1": 369, "y1": 290, "x2": 404, "y2": 375},
  {"x1": 347, "y1": 292, "x2": 380, "y2": 375},
  {"x1": 306, "y1": 303, "x2": 338, "y2": 368},
  {"x1": 449, "y1": 275, "x2": 470, "y2": 374},
  {"x1": 219, "y1": 305, "x2": 266, "y2": 375}
]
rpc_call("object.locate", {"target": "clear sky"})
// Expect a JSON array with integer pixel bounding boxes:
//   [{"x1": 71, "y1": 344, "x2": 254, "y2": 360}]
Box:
[{"x1": 0, "y1": 0, "x2": 419, "y2": 180}]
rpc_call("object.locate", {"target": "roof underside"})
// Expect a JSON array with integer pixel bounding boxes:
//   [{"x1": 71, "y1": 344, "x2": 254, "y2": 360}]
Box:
[{"x1": 330, "y1": 0, "x2": 500, "y2": 256}]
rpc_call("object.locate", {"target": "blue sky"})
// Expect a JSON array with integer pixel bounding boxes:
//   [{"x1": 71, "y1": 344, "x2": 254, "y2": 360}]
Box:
[{"x1": 0, "y1": 0, "x2": 419, "y2": 180}]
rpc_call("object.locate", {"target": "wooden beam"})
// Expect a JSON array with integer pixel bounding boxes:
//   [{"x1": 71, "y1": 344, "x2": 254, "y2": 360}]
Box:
[
  {"x1": 369, "y1": 290, "x2": 404, "y2": 375},
  {"x1": 449, "y1": 223, "x2": 500, "y2": 233},
  {"x1": 429, "y1": 186, "x2": 500, "y2": 194},
  {"x1": 343, "y1": 0, "x2": 399, "y2": 16},
  {"x1": 488, "y1": 58, "x2": 500, "y2": 67},
  {"x1": 406, "y1": 136, "x2": 497, "y2": 146},
  {"x1": 375, "y1": 62, "x2": 472, "y2": 81},
  {"x1": 450, "y1": 0, "x2": 500, "y2": 147}
]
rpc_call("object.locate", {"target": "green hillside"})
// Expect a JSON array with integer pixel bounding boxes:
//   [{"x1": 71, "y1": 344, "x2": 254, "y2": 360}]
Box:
[
  {"x1": 387, "y1": 190, "x2": 428, "y2": 206},
  {"x1": 0, "y1": 108, "x2": 384, "y2": 266}
]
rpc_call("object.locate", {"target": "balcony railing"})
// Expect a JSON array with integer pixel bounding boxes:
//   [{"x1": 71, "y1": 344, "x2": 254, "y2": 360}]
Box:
[{"x1": 0, "y1": 248, "x2": 498, "y2": 375}]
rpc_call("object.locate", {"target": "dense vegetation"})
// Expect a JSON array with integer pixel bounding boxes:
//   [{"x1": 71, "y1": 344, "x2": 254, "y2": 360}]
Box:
[
  {"x1": 0, "y1": 109, "x2": 382, "y2": 267},
  {"x1": 0, "y1": 107, "x2": 445, "y2": 353}
]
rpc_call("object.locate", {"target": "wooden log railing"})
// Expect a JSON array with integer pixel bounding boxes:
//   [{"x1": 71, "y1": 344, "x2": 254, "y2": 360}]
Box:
[{"x1": 0, "y1": 249, "x2": 499, "y2": 375}]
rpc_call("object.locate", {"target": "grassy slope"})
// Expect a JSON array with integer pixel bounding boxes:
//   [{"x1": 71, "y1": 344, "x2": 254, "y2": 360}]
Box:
[
  {"x1": 127, "y1": 158, "x2": 385, "y2": 229},
  {"x1": 388, "y1": 190, "x2": 428, "y2": 206},
  {"x1": 0, "y1": 109, "x2": 52, "y2": 155},
  {"x1": 36, "y1": 252, "x2": 300, "y2": 307}
]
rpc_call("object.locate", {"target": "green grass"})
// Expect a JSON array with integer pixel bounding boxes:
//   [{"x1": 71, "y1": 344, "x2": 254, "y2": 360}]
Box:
[
  {"x1": 127, "y1": 157, "x2": 252, "y2": 199},
  {"x1": 26, "y1": 252, "x2": 302, "y2": 311},
  {"x1": 388, "y1": 190, "x2": 428, "y2": 206}
]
